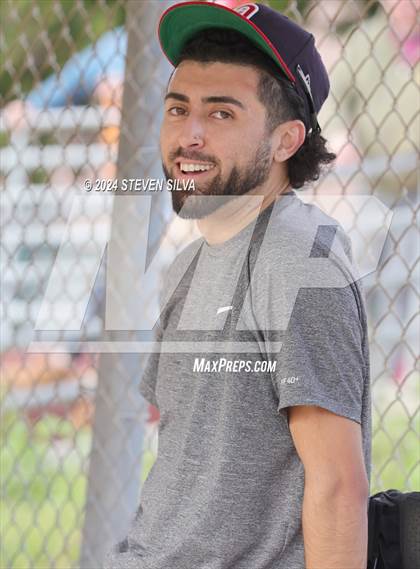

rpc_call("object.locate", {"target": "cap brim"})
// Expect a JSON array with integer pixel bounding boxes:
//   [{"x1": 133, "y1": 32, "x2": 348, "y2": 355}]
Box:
[{"x1": 158, "y1": 2, "x2": 294, "y2": 83}]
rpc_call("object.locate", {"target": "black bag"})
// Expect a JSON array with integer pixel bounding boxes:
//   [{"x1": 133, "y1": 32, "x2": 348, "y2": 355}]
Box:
[{"x1": 367, "y1": 489, "x2": 420, "y2": 569}]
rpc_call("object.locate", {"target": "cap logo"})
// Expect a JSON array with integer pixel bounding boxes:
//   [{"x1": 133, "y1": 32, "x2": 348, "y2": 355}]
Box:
[
  {"x1": 296, "y1": 64, "x2": 313, "y2": 99},
  {"x1": 235, "y1": 3, "x2": 259, "y2": 19}
]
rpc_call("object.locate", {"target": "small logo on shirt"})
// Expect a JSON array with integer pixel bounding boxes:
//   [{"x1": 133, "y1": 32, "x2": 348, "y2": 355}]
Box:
[
  {"x1": 280, "y1": 376, "x2": 300, "y2": 385},
  {"x1": 296, "y1": 64, "x2": 313, "y2": 99},
  {"x1": 216, "y1": 305, "x2": 233, "y2": 315}
]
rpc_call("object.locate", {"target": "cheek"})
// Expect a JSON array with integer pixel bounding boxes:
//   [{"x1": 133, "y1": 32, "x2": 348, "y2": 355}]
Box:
[
  {"x1": 160, "y1": 119, "x2": 188, "y2": 159},
  {"x1": 160, "y1": 122, "x2": 173, "y2": 157},
  {"x1": 218, "y1": 121, "x2": 264, "y2": 154},
  {"x1": 223, "y1": 137, "x2": 260, "y2": 170},
  {"x1": 209, "y1": 130, "x2": 250, "y2": 167}
]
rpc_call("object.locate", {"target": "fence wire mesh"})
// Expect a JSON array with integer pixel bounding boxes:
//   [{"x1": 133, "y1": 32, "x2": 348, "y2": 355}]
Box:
[{"x1": 0, "y1": 1, "x2": 419, "y2": 568}]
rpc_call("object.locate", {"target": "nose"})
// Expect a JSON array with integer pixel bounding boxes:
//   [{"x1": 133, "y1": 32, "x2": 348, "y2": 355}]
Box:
[{"x1": 178, "y1": 116, "x2": 205, "y2": 150}]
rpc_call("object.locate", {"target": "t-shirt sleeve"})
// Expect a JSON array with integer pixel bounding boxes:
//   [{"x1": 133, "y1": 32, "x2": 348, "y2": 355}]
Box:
[
  {"x1": 269, "y1": 280, "x2": 368, "y2": 425},
  {"x1": 249, "y1": 225, "x2": 369, "y2": 426}
]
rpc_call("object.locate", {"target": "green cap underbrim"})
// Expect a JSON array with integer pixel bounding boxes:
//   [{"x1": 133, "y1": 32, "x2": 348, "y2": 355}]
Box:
[{"x1": 158, "y1": 3, "x2": 290, "y2": 80}]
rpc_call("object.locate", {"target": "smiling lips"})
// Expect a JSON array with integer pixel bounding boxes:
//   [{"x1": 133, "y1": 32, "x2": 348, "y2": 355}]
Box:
[
  {"x1": 180, "y1": 162, "x2": 215, "y2": 173},
  {"x1": 175, "y1": 159, "x2": 216, "y2": 174}
]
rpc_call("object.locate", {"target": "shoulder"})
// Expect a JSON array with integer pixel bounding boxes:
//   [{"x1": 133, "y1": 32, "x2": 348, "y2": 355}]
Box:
[
  {"x1": 250, "y1": 192, "x2": 353, "y2": 269},
  {"x1": 249, "y1": 193, "x2": 365, "y2": 316}
]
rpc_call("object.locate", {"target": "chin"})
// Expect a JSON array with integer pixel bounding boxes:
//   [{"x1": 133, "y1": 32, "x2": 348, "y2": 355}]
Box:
[{"x1": 172, "y1": 194, "x2": 238, "y2": 219}]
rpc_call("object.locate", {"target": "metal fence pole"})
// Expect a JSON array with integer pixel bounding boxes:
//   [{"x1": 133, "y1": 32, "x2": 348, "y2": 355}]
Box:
[{"x1": 79, "y1": 2, "x2": 172, "y2": 567}]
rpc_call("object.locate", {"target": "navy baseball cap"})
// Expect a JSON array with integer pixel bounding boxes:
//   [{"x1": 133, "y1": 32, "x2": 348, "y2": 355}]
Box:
[{"x1": 158, "y1": 2, "x2": 330, "y2": 136}]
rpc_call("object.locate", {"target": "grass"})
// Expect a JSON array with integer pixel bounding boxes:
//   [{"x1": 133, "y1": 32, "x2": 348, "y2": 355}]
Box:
[
  {"x1": 0, "y1": 410, "x2": 155, "y2": 569},
  {"x1": 1, "y1": 404, "x2": 418, "y2": 568},
  {"x1": 371, "y1": 405, "x2": 420, "y2": 493},
  {"x1": 1, "y1": 413, "x2": 89, "y2": 569}
]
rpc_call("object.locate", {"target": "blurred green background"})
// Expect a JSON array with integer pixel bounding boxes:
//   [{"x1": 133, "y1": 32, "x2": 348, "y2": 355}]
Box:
[
  {"x1": 2, "y1": 400, "x2": 418, "y2": 568},
  {"x1": 0, "y1": 0, "x2": 380, "y2": 103}
]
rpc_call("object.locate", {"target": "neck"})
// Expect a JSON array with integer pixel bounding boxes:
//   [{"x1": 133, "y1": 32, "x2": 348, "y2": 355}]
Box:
[{"x1": 196, "y1": 174, "x2": 291, "y2": 246}]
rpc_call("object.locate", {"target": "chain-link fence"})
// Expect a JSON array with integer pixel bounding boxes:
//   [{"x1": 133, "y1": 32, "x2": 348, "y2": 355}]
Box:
[{"x1": 1, "y1": 1, "x2": 418, "y2": 568}]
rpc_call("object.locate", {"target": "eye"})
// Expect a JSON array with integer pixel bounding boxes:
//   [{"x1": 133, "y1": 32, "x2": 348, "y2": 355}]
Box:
[
  {"x1": 168, "y1": 106, "x2": 187, "y2": 116},
  {"x1": 211, "y1": 110, "x2": 233, "y2": 120}
]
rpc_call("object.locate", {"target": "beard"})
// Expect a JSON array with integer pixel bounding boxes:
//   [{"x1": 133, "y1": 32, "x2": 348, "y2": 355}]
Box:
[{"x1": 162, "y1": 138, "x2": 272, "y2": 219}]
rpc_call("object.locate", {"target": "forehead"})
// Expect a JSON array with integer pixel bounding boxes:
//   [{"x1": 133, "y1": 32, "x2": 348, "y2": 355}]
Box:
[{"x1": 167, "y1": 61, "x2": 261, "y2": 100}]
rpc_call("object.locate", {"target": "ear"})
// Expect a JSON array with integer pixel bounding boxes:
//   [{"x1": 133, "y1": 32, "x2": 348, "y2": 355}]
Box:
[{"x1": 272, "y1": 120, "x2": 306, "y2": 163}]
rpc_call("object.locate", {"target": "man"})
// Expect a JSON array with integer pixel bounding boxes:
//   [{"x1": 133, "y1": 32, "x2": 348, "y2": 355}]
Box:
[{"x1": 104, "y1": 3, "x2": 371, "y2": 568}]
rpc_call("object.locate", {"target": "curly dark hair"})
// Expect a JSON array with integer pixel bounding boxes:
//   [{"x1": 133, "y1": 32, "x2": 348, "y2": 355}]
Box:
[{"x1": 176, "y1": 28, "x2": 336, "y2": 190}]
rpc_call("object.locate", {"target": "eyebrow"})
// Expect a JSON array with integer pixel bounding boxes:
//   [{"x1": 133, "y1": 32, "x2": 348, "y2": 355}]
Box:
[
  {"x1": 164, "y1": 92, "x2": 245, "y2": 110},
  {"x1": 164, "y1": 91, "x2": 189, "y2": 103}
]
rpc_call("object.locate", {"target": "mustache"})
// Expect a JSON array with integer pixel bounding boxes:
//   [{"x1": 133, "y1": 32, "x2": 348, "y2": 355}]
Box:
[{"x1": 168, "y1": 148, "x2": 219, "y2": 165}]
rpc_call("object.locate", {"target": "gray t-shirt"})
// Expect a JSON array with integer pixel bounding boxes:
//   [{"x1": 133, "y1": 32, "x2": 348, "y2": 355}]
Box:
[{"x1": 104, "y1": 190, "x2": 372, "y2": 569}]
